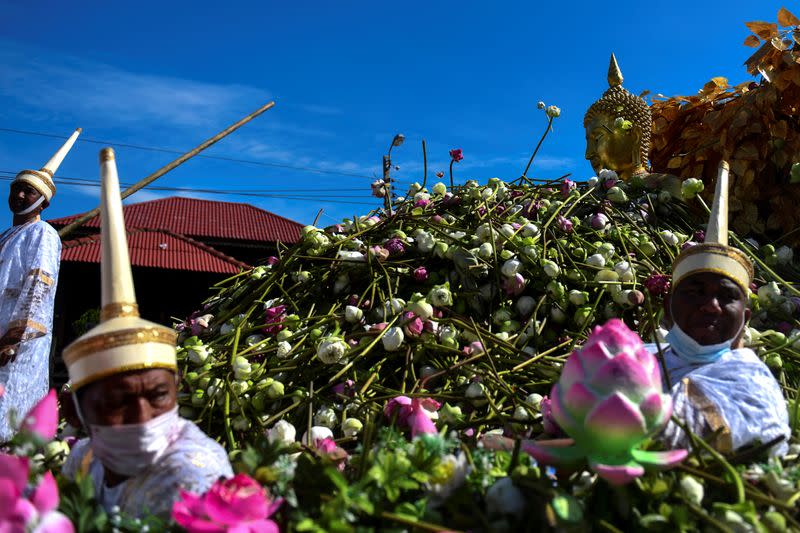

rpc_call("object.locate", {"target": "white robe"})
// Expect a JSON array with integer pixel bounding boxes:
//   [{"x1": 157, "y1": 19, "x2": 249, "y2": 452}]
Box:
[
  {"x1": 0, "y1": 219, "x2": 61, "y2": 441},
  {"x1": 646, "y1": 343, "x2": 790, "y2": 456}
]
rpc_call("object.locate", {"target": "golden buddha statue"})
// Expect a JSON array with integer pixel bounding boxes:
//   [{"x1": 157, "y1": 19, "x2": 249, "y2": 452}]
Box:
[{"x1": 584, "y1": 54, "x2": 652, "y2": 181}]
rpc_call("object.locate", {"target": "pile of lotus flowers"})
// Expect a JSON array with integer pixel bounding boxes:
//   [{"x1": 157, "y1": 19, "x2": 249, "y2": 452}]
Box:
[{"x1": 173, "y1": 171, "x2": 800, "y2": 458}]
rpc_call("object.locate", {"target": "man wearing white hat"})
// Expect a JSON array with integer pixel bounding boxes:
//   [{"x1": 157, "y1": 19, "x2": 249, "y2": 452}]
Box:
[
  {"x1": 0, "y1": 128, "x2": 80, "y2": 442},
  {"x1": 655, "y1": 161, "x2": 790, "y2": 456},
  {"x1": 62, "y1": 148, "x2": 232, "y2": 520}
]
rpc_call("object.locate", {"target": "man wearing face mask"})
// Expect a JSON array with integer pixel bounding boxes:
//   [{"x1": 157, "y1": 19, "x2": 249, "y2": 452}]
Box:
[
  {"x1": 61, "y1": 148, "x2": 232, "y2": 519},
  {"x1": 0, "y1": 129, "x2": 80, "y2": 442},
  {"x1": 653, "y1": 161, "x2": 789, "y2": 456}
]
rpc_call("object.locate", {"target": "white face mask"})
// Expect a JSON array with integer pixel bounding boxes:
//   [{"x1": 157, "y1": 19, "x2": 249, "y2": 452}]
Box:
[
  {"x1": 666, "y1": 300, "x2": 745, "y2": 365},
  {"x1": 88, "y1": 407, "x2": 182, "y2": 478},
  {"x1": 13, "y1": 194, "x2": 45, "y2": 215}
]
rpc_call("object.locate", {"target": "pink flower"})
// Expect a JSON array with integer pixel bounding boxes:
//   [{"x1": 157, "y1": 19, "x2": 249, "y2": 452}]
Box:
[
  {"x1": 560, "y1": 179, "x2": 576, "y2": 199},
  {"x1": 384, "y1": 396, "x2": 441, "y2": 438},
  {"x1": 266, "y1": 256, "x2": 280, "y2": 266},
  {"x1": 436, "y1": 171, "x2": 445, "y2": 178},
  {"x1": 172, "y1": 474, "x2": 282, "y2": 533},
  {"x1": 402, "y1": 312, "x2": 424, "y2": 337},
  {"x1": 643, "y1": 274, "x2": 670, "y2": 297},
  {"x1": 502, "y1": 273, "x2": 526, "y2": 296},
  {"x1": 369, "y1": 245, "x2": 390, "y2": 262},
  {"x1": 0, "y1": 455, "x2": 73, "y2": 533},
  {"x1": 414, "y1": 198, "x2": 431, "y2": 208},
  {"x1": 315, "y1": 437, "x2": 349, "y2": 471},
  {"x1": 449, "y1": 149, "x2": 464, "y2": 162},
  {"x1": 540, "y1": 396, "x2": 562, "y2": 436},
  {"x1": 262, "y1": 305, "x2": 287, "y2": 336},
  {"x1": 590, "y1": 213, "x2": 609, "y2": 230},
  {"x1": 385, "y1": 238, "x2": 406, "y2": 255},
  {"x1": 412, "y1": 267, "x2": 429, "y2": 282},
  {"x1": 332, "y1": 379, "x2": 356, "y2": 398},
  {"x1": 556, "y1": 215, "x2": 573, "y2": 234},
  {"x1": 21, "y1": 389, "x2": 58, "y2": 441}
]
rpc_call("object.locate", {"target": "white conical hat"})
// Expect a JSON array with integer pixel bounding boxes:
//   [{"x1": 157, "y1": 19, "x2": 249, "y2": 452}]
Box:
[
  {"x1": 672, "y1": 161, "x2": 754, "y2": 293},
  {"x1": 63, "y1": 147, "x2": 177, "y2": 390},
  {"x1": 14, "y1": 128, "x2": 81, "y2": 201}
]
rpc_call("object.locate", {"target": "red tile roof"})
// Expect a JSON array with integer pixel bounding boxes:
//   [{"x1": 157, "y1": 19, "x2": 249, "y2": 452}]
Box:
[
  {"x1": 50, "y1": 196, "x2": 303, "y2": 243},
  {"x1": 61, "y1": 228, "x2": 251, "y2": 274}
]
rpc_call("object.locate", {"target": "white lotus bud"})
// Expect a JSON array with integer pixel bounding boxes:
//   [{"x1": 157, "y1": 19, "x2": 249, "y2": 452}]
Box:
[
  {"x1": 382, "y1": 326, "x2": 405, "y2": 351},
  {"x1": 659, "y1": 230, "x2": 680, "y2": 247},
  {"x1": 232, "y1": 356, "x2": 252, "y2": 380},
  {"x1": 568, "y1": 290, "x2": 588, "y2": 306},
  {"x1": 276, "y1": 341, "x2": 293, "y2": 359},
  {"x1": 187, "y1": 344, "x2": 209, "y2": 364},
  {"x1": 342, "y1": 418, "x2": 363, "y2": 438},
  {"x1": 316, "y1": 337, "x2": 349, "y2": 364},
  {"x1": 516, "y1": 296, "x2": 536, "y2": 316},
  {"x1": 776, "y1": 245, "x2": 794, "y2": 264},
  {"x1": 586, "y1": 254, "x2": 606, "y2": 268},
  {"x1": 486, "y1": 477, "x2": 526, "y2": 518},
  {"x1": 522, "y1": 223, "x2": 540, "y2": 237},
  {"x1": 501, "y1": 258, "x2": 522, "y2": 278},
  {"x1": 542, "y1": 260, "x2": 560, "y2": 278},
  {"x1": 614, "y1": 261, "x2": 635, "y2": 282},
  {"x1": 679, "y1": 476, "x2": 704, "y2": 506},
  {"x1": 525, "y1": 393, "x2": 544, "y2": 409},
  {"x1": 345, "y1": 305, "x2": 363, "y2": 323},
  {"x1": 301, "y1": 426, "x2": 334, "y2": 446},
  {"x1": 478, "y1": 242, "x2": 494, "y2": 259},
  {"x1": 268, "y1": 420, "x2": 297, "y2": 445},
  {"x1": 416, "y1": 231, "x2": 436, "y2": 253},
  {"x1": 595, "y1": 269, "x2": 620, "y2": 283},
  {"x1": 314, "y1": 406, "x2": 338, "y2": 428}
]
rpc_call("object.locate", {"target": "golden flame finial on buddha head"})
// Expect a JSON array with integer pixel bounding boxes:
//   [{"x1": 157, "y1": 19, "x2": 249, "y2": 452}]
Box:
[{"x1": 584, "y1": 53, "x2": 652, "y2": 181}]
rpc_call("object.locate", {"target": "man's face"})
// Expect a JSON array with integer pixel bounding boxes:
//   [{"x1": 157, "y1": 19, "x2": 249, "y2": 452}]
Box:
[
  {"x1": 667, "y1": 272, "x2": 750, "y2": 345},
  {"x1": 79, "y1": 368, "x2": 177, "y2": 426},
  {"x1": 8, "y1": 181, "x2": 43, "y2": 215},
  {"x1": 584, "y1": 114, "x2": 639, "y2": 176}
]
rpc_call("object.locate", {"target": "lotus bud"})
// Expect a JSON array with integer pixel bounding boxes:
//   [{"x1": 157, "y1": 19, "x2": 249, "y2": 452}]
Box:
[
  {"x1": 590, "y1": 212, "x2": 609, "y2": 230},
  {"x1": 522, "y1": 223, "x2": 540, "y2": 238},
  {"x1": 526, "y1": 393, "x2": 544, "y2": 409},
  {"x1": 276, "y1": 329, "x2": 293, "y2": 342},
  {"x1": 513, "y1": 406, "x2": 530, "y2": 421},
  {"x1": 342, "y1": 418, "x2": 363, "y2": 438},
  {"x1": 486, "y1": 478, "x2": 526, "y2": 519},
  {"x1": 232, "y1": 356, "x2": 252, "y2": 380},
  {"x1": 477, "y1": 242, "x2": 494, "y2": 259},
  {"x1": 777, "y1": 245, "x2": 794, "y2": 265},
  {"x1": 316, "y1": 337, "x2": 349, "y2": 364},
  {"x1": 440, "y1": 402, "x2": 464, "y2": 423},
  {"x1": 382, "y1": 326, "x2": 405, "y2": 351},
  {"x1": 314, "y1": 406, "x2": 338, "y2": 428},
  {"x1": 476, "y1": 223, "x2": 493, "y2": 242},
  {"x1": 659, "y1": 230, "x2": 680, "y2": 247},
  {"x1": 501, "y1": 258, "x2": 522, "y2": 278},
  {"x1": 302, "y1": 426, "x2": 334, "y2": 446},
  {"x1": 230, "y1": 380, "x2": 249, "y2": 396},
  {"x1": 265, "y1": 380, "x2": 285, "y2": 399},
  {"x1": 245, "y1": 334, "x2": 265, "y2": 347},
  {"x1": 680, "y1": 178, "x2": 704, "y2": 200},
  {"x1": 607, "y1": 186, "x2": 628, "y2": 203},
  {"x1": 679, "y1": 476, "x2": 704, "y2": 505},
  {"x1": 587, "y1": 176, "x2": 599, "y2": 188},
  {"x1": 597, "y1": 242, "x2": 616, "y2": 259},
  {"x1": 568, "y1": 290, "x2": 589, "y2": 306},
  {"x1": 427, "y1": 285, "x2": 453, "y2": 307},
  {"x1": 345, "y1": 305, "x2": 363, "y2": 323},
  {"x1": 493, "y1": 308, "x2": 513, "y2": 325},
  {"x1": 191, "y1": 389, "x2": 206, "y2": 407},
  {"x1": 595, "y1": 269, "x2": 620, "y2": 283},
  {"x1": 639, "y1": 241, "x2": 657, "y2": 257},
  {"x1": 293, "y1": 270, "x2": 311, "y2": 284},
  {"x1": 550, "y1": 306, "x2": 567, "y2": 323},
  {"x1": 516, "y1": 295, "x2": 536, "y2": 316},
  {"x1": 523, "y1": 319, "x2": 686, "y2": 485},
  {"x1": 409, "y1": 300, "x2": 434, "y2": 320},
  {"x1": 542, "y1": 260, "x2": 560, "y2": 278},
  {"x1": 432, "y1": 182, "x2": 447, "y2": 196},
  {"x1": 758, "y1": 282, "x2": 782, "y2": 307},
  {"x1": 466, "y1": 381, "x2": 487, "y2": 405},
  {"x1": 268, "y1": 420, "x2": 297, "y2": 445},
  {"x1": 232, "y1": 416, "x2": 251, "y2": 431},
  {"x1": 586, "y1": 253, "x2": 606, "y2": 268},
  {"x1": 614, "y1": 261, "x2": 635, "y2": 282},
  {"x1": 187, "y1": 343, "x2": 210, "y2": 365},
  {"x1": 627, "y1": 290, "x2": 645, "y2": 307},
  {"x1": 574, "y1": 306, "x2": 594, "y2": 326},
  {"x1": 545, "y1": 105, "x2": 561, "y2": 118},
  {"x1": 276, "y1": 340, "x2": 293, "y2": 359}
]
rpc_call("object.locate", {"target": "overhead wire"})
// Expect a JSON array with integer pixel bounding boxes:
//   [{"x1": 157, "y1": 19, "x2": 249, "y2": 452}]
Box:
[{"x1": 0, "y1": 127, "x2": 379, "y2": 180}]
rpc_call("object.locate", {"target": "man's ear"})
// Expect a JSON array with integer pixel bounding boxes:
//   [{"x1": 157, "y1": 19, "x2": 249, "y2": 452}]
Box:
[{"x1": 744, "y1": 307, "x2": 752, "y2": 323}]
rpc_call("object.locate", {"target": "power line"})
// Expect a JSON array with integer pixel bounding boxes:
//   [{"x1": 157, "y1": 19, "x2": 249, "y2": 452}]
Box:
[
  {"x1": 0, "y1": 127, "x2": 379, "y2": 180},
  {"x1": 0, "y1": 169, "x2": 375, "y2": 194},
  {"x1": 0, "y1": 175, "x2": 378, "y2": 205}
]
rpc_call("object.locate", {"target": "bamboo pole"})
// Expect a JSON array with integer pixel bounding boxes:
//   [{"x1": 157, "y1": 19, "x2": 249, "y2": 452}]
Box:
[{"x1": 58, "y1": 100, "x2": 276, "y2": 238}]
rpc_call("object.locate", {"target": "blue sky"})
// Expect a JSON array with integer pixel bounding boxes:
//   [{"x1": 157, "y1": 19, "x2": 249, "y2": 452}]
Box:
[{"x1": 0, "y1": 0, "x2": 788, "y2": 229}]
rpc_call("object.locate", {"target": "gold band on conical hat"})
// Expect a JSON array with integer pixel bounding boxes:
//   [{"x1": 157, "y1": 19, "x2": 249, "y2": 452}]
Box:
[
  {"x1": 672, "y1": 161, "x2": 754, "y2": 293},
  {"x1": 14, "y1": 128, "x2": 81, "y2": 201},
  {"x1": 63, "y1": 147, "x2": 177, "y2": 390}
]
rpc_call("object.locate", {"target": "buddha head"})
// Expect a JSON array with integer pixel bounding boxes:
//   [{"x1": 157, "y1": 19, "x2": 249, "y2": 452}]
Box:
[{"x1": 584, "y1": 54, "x2": 652, "y2": 180}]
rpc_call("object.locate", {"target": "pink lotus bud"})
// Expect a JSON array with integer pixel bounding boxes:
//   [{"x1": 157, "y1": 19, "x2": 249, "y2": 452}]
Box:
[
  {"x1": 21, "y1": 389, "x2": 58, "y2": 440},
  {"x1": 524, "y1": 319, "x2": 686, "y2": 486},
  {"x1": 591, "y1": 213, "x2": 609, "y2": 230},
  {"x1": 413, "y1": 267, "x2": 429, "y2": 281}
]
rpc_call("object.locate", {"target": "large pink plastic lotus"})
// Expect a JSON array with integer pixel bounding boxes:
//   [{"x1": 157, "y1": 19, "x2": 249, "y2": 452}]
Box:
[{"x1": 524, "y1": 319, "x2": 687, "y2": 485}]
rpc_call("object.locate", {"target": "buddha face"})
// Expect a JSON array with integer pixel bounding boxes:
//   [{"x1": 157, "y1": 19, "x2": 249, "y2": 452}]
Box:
[{"x1": 584, "y1": 114, "x2": 642, "y2": 178}]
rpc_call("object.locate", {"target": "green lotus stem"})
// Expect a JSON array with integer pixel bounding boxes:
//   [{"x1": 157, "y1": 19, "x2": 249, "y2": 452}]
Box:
[
  {"x1": 678, "y1": 496, "x2": 735, "y2": 533},
  {"x1": 326, "y1": 316, "x2": 399, "y2": 386},
  {"x1": 671, "y1": 416, "x2": 745, "y2": 504},
  {"x1": 521, "y1": 115, "x2": 555, "y2": 181},
  {"x1": 597, "y1": 520, "x2": 625, "y2": 533},
  {"x1": 379, "y1": 512, "x2": 459, "y2": 532},
  {"x1": 223, "y1": 326, "x2": 242, "y2": 450},
  {"x1": 509, "y1": 339, "x2": 572, "y2": 372},
  {"x1": 645, "y1": 296, "x2": 671, "y2": 388}
]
